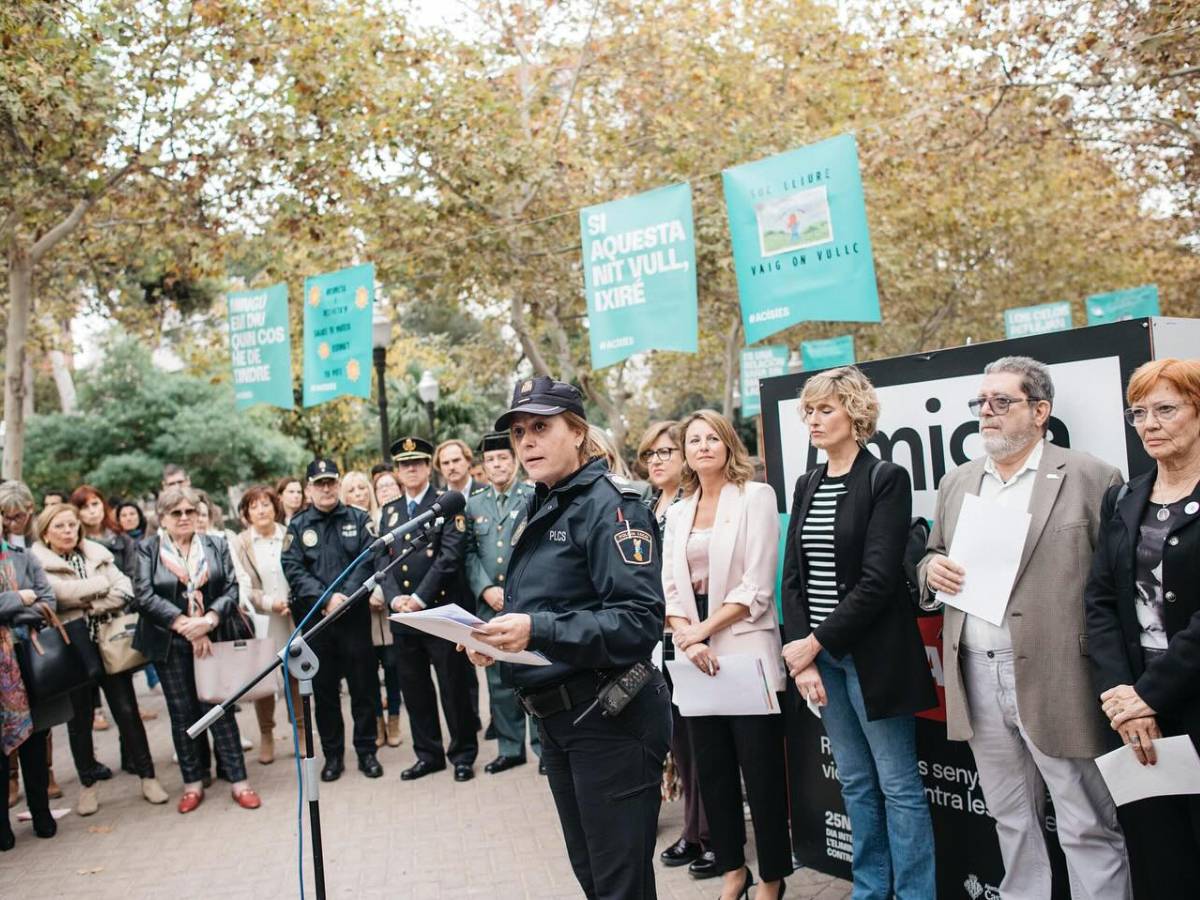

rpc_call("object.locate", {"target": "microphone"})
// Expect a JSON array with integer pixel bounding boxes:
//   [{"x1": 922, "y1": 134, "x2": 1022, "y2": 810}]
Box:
[{"x1": 371, "y1": 490, "x2": 467, "y2": 550}]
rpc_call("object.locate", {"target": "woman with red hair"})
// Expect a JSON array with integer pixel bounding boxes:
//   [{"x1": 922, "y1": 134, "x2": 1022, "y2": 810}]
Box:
[{"x1": 71, "y1": 486, "x2": 138, "y2": 578}]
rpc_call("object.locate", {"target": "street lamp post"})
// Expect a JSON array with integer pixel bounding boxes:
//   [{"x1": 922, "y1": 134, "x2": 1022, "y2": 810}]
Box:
[
  {"x1": 372, "y1": 313, "x2": 391, "y2": 461},
  {"x1": 417, "y1": 370, "x2": 439, "y2": 439}
]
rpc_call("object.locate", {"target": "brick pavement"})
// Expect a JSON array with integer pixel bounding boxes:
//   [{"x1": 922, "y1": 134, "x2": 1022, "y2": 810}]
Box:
[{"x1": 1, "y1": 672, "x2": 850, "y2": 899}]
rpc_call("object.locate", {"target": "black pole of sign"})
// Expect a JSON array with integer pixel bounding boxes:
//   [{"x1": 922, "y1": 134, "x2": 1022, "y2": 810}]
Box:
[
  {"x1": 186, "y1": 528, "x2": 434, "y2": 898},
  {"x1": 373, "y1": 345, "x2": 389, "y2": 462}
]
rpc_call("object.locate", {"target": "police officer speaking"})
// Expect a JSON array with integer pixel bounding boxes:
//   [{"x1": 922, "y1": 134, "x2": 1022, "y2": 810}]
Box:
[
  {"x1": 281, "y1": 459, "x2": 384, "y2": 782},
  {"x1": 464, "y1": 430, "x2": 540, "y2": 774},
  {"x1": 466, "y1": 377, "x2": 671, "y2": 900}
]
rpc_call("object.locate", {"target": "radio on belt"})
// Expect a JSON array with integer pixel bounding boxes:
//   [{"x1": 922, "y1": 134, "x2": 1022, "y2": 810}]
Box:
[{"x1": 573, "y1": 660, "x2": 657, "y2": 726}]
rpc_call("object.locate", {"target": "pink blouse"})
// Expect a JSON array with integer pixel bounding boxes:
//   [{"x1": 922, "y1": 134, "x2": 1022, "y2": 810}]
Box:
[{"x1": 686, "y1": 528, "x2": 711, "y2": 594}]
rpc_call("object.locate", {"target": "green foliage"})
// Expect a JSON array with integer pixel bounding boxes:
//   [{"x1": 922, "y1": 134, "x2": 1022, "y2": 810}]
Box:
[{"x1": 22, "y1": 337, "x2": 306, "y2": 498}]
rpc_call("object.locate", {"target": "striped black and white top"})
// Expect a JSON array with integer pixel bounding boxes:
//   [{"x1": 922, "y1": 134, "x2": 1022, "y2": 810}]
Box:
[{"x1": 801, "y1": 474, "x2": 848, "y2": 631}]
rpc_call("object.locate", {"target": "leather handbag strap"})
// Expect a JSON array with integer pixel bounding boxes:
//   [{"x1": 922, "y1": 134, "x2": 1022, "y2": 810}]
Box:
[{"x1": 27, "y1": 602, "x2": 69, "y2": 656}]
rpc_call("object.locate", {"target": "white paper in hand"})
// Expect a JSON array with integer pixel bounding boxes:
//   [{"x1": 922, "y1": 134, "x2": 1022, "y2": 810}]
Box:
[
  {"x1": 1095, "y1": 735, "x2": 1200, "y2": 806},
  {"x1": 390, "y1": 603, "x2": 550, "y2": 666},
  {"x1": 666, "y1": 654, "x2": 780, "y2": 716},
  {"x1": 941, "y1": 493, "x2": 1031, "y2": 626}
]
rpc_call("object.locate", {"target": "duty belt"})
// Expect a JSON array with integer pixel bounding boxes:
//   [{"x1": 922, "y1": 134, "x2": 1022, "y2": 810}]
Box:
[{"x1": 518, "y1": 671, "x2": 600, "y2": 719}]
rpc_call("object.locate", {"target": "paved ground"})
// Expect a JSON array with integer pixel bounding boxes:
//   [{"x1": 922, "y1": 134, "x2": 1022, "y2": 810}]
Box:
[{"x1": 1, "y1": 671, "x2": 851, "y2": 898}]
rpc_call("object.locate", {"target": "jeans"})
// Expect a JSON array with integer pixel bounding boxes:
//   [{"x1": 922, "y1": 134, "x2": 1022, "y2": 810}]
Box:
[
  {"x1": 816, "y1": 650, "x2": 935, "y2": 900},
  {"x1": 67, "y1": 670, "x2": 154, "y2": 784}
]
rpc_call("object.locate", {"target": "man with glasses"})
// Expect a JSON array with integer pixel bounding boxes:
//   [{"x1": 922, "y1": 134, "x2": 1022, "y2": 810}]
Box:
[
  {"x1": 464, "y1": 431, "x2": 540, "y2": 775},
  {"x1": 281, "y1": 459, "x2": 383, "y2": 782},
  {"x1": 918, "y1": 356, "x2": 1131, "y2": 899}
]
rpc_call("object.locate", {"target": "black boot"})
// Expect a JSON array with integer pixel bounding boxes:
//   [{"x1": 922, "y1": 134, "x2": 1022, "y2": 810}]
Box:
[
  {"x1": 0, "y1": 816, "x2": 14, "y2": 851},
  {"x1": 31, "y1": 809, "x2": 57, "y2": 839}
]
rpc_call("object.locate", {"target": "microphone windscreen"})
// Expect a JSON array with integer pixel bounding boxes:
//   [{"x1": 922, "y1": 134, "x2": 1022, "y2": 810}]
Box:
[{"x1": 437, "y1": 490, "x2": 467, "y2": 516}]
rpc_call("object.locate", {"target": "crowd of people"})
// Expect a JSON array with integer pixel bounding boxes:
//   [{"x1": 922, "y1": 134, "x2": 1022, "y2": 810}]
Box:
[{"x1": 1, "y1": 356, "x2": 1198, "y2": 900}]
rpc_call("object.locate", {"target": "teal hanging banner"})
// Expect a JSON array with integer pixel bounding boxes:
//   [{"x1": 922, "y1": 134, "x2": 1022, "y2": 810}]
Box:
[
  {"x1": 1004, "y1": 301, "x2": 1073, "y2": 338},
  {"x1": 1086, "y1": 284, "x2": 1160, "y2": 325},
  {"x1": 580, "y1": 183, "x2": 698, "y2": 369},
  {"x1": 302, "y1": 263, "x2": 374, "y2": 407},
  {"x1": 227, "y1": 283, "x2": 293, "y2": 411},
  {"x1": 722, "y1": 134, "x2": 880, "y2": 345},
  {"x1": 801, "y1": 334, "x2": 856, "y2": 371},
  {"x1": 740, "y1": 345, "x2": 790, "y2": 417}
]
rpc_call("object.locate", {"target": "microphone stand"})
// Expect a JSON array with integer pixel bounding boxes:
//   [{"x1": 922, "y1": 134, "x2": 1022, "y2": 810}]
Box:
[{"x1": 187, "y1": 526, "x2": 436, "y2": 900}]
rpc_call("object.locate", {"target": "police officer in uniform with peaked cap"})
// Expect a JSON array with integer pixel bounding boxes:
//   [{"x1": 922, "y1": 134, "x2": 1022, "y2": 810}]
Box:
[
  {"x1": 280, "y1": 459, "x2": 384, "y2": 781},
  {"x1": 465, "y1": 431, "x2": 541, "y2": 774},
  {"x1": 467, "y1": 377, "x2": 671, "y2": 900},
  {"x1": 378, "y1": 436, "x2": 479, "y2": 782}
]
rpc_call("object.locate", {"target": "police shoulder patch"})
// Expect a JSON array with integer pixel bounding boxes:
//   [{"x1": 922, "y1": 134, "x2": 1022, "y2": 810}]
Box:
[
  {"x1": 614, "y1": 527, "x2": 653, "y2": 566},
  {"x1": 454, "y1": 514, "x2": 466, "y2": 533},
  {"x1": 302, "y1": 528, "x2": 319, "y2": 547}
]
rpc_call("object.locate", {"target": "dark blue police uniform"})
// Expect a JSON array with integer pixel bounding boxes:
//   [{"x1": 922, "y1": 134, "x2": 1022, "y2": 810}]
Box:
[
  {"x1": 280, "y1": 460, "x2": 380, "y2": 779},
  {"x1": 495, "y1": 377, "x2": 671, "y2": 900}
]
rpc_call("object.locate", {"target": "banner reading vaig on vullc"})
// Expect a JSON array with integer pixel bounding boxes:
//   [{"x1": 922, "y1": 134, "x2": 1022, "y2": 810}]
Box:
[
  {"x1": 580, "y1": 182, "x2": 698, "y2": 369},
  {"x1": 227, "y1": 283, "x2": 293, "y2": 410},
  {"x1": 722, "y1": 134, "x2": 881, "y2": 344},
  {"x1": 302, "y1": 263, "x2": 374, "y2": 407}
]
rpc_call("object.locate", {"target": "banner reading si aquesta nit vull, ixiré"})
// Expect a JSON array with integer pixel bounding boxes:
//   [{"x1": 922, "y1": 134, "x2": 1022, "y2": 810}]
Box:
[
  {"x1": 227, "y1": 283, "x2": 293, "y2": 410},
  {"x1": 580, "y1": 182, "x2": 698, "y2": 369}
]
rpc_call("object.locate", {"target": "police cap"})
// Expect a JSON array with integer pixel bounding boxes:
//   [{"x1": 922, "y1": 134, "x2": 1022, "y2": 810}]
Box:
[
  {"x1": 307, "y1": 458, "x2": 339, "y2": 482},
  {"x1": 391, "y1": 436, "x2": 434, "y2": 464},
  {"x1": 478, "y1": 431, "x2": 512, "y2": 454},
  {"x1": 494, "y1": 376, "x2": 586, "y2": 431}
]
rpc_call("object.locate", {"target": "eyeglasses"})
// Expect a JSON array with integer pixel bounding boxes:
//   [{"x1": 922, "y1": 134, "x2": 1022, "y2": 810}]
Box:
[
  {"x1": 1124, "y1": 402, "x2": 1191, "y2": 426},
  {"x1": 967, "y1": 396, "x2": 1045, "y2": 417},
  {"x1": 1, "y1": 509, "x2": 31, "y2": 522},
  {"x1": 167, "y1": 508, "x2": 198, "y2": 519},
  {"x1": 639, "y1": 448, "x2": 679, "y2": 464}
]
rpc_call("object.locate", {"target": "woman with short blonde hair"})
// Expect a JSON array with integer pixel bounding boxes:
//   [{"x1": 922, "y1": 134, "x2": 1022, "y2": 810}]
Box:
[
  {"x1": 340, "y1": 471, "x2": 378, "y2": 524},
  {"x1": 796, "y1": 366, "x2": 881, "y2": 445}
]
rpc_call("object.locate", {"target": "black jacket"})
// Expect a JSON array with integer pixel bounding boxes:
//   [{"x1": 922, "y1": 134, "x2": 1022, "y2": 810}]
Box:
[
  {"x1": 1085, "y1": 472, "x2": 1200, "y2": 749},
  {"x1": 501, "y1": 457, "x2": 665, "y2": 691},
  {"x1": 87, "y1": 530, "x2": 139, "y2": 579},
  {"x1": 131, "y1": 534, "x2": 240, "y2": 662},
  {"x1": 781, "y1": 449, "x2": 936, "y2": 720},
  {"x1": 281, "y1": 502, "x2": 375, "y2": 631},
  {"x1": 377, "y1": 487, "x2": 471, "y2": 629}
]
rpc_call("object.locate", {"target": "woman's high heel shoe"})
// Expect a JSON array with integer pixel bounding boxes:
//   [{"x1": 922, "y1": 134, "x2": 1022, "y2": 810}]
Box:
[{"x1": 719, "y1": 866, "x2": 754, "y2": 900}]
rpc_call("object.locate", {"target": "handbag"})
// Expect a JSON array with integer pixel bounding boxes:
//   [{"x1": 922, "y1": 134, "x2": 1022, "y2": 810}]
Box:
[
  {"x1": 194, "y1": 605, "x2": 277, "y2": 703},
  {"x1": 93, "y1": 610, "x2": 148, "y2": 675},
  {"x1": 14, "y1": 604, "x2": 102, "y2": 704}
]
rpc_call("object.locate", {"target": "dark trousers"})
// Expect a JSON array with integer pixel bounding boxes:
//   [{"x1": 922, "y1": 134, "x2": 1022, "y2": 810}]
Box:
[
  {"x1": 690, "y1": 703, "x2": 793, "y2": 883},
  {"x1": 539, "y1": 671, "x2": 672, "y2": 900},
  {"x1": 394, "y1": 630, "x2": 478, "y2": 766},
  {"x1": 157, "y1": 636, "x2": 247, "y2": 784},
  {"x1": 373, "y1": 645, "x2": 402, "y2": 717},
  {"x1": 670, "y1": 704, "x2": 710, "y2": 845},
  {"x1": 67, "y1": 670, "x2": 154, "y2": 785},
  {"x1": 1, "y1": 729, "x2": 49, "y2": 823},
  {"x1": 311, "y1": 624, "x2": 378, "y2": 760},
  {"x1": 1117, "y1": 712, "x2": 1200, "y2": 899}
]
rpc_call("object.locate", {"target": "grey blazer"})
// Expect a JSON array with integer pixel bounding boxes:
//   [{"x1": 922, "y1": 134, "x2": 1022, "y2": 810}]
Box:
[{"x1": 918, "y1": 441, "x2": 1123, "y2": 757}]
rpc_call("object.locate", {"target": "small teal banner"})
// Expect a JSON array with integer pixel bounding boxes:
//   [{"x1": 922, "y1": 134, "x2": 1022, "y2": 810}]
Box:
[
  {"x1": 1086, "y1": 284, "x2": 1160, "y2": 325},
  {"x1": 722, "y1": 133, "x2": 881, "y2": 345},
  {"x1": 1004, "y1": 301, "x2": 1073, "y2": 339},
  {"x1": 801, "y1": 334, "x2": 856, "y2": 371},
  {"x1": 740, "y1": 345, "x2": 790, "y2": 417},
  {"x1": 580, "y1": 183, "x2": 698, "y2": 369},
  {"x1": 302, "y1": 263, "x2": 374, "y2": 407},
  {"x1": 227, "y1": 283, "x2": 293, "y2": 410}
]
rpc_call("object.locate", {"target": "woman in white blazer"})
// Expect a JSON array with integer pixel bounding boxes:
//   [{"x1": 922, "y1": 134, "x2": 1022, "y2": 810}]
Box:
[{"x1": 663, "y1": 410, "x2": 790, "y2": 900}]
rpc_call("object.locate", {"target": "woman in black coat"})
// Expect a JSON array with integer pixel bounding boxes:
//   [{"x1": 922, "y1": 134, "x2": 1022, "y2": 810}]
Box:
[
  {"x1": 132, "y1": 485, "x2": 259, "y2": 814},
  {"x1": 779, "y1": 366, "x2": 936, "y2": 900},
  {"x1": 1085, "y1": 358, "x2": 1200, "y2": 899}
]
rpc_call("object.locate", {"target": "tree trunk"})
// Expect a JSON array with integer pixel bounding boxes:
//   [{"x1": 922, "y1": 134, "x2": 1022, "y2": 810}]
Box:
[
  {"x1": 50, "y1": 349, "x2": 77, "y2": 413},
  {"x1": 3, "y1": 241, "x2": 33, "y2": 480},
  {"x1": 722, "y1": 318, "x2": 743, "y2": 420}
]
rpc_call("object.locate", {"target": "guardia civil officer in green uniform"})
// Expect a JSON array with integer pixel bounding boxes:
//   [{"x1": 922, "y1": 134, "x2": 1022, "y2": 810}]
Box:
[
  {"x1": 467, "y1": 377, "x2": 671, "y2": 900},
  {"x1": 280, "y1": 459, "x2": 383, "y2": 782},
  {"x1": 464, "y1": 431, "x2": 541, "y2": 774}
]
